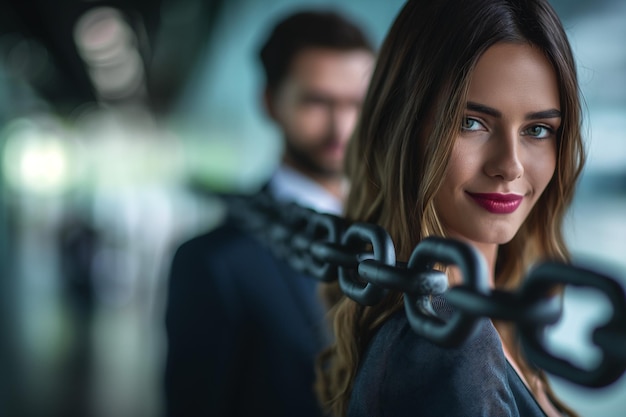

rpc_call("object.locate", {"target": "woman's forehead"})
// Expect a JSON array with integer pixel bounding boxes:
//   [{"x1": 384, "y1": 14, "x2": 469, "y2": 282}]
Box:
[{"x1": 466, "y1": 43, "x2": 560, "y2": 117}]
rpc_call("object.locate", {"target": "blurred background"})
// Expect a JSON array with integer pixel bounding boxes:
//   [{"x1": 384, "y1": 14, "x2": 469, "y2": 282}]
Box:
[{"x1": 0, "y1": 0, "x2": 624, "y2": 416}]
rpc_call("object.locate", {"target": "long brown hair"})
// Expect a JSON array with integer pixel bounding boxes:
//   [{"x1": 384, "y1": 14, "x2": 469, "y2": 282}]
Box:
[{"x1": 316, "y1": 1, "x2": 585, "y2": 416}]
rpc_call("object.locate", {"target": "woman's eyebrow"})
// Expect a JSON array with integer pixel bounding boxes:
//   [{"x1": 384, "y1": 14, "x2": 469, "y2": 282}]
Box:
[
  {"x1": 467, "y1": 101, "x2": 501, "y2": 117},
  {"x1": 466, "y1": 101, "x2": 561, "y2": 120},
  {"x1": 525, "y1": 109, "x2": 561, "y2": 120}
]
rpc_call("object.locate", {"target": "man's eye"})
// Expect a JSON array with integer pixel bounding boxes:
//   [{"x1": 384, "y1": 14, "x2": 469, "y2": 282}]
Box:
[{"x1": 301, "y1": 96, "x2": 329, "y2": 106}]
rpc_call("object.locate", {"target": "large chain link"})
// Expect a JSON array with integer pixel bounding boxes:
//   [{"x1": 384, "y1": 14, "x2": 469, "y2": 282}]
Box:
[{"x1": 227, "y1": 193, "x2": 626, "y2": 388}]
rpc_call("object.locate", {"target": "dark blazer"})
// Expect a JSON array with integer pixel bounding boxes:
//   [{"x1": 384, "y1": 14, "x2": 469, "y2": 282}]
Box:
[
  {"x1": 348, "y1": 297, "x2": 547, "y2": 417},
  {"x1": 164, "y1": 213, "x2": 329, "y2": 417}
]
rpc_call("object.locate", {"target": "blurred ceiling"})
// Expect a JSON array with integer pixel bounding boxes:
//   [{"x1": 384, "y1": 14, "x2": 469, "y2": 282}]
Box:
[
  {"x1": 0, "y1": 0, "x2": 621, "y2": 120},
  {"x1": 0, "y1": 0, "x2": 226, "y2": 116}
]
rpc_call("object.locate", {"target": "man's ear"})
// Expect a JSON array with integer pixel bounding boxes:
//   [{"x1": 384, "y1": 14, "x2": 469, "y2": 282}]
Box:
[{"x1": 262, "y1": 87, "x2": 278, "y2": 121}]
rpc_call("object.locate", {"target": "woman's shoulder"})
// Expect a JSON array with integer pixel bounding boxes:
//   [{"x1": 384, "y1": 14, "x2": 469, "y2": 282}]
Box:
[
  {"x1": 377, "y1": 307, "x2": 506, "y2": 377},
  {"x1": 349, "y1": 304, "x2": 521, "y2": 417}
]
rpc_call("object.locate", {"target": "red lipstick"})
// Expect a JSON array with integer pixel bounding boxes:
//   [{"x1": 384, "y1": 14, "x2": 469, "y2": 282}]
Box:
[{"x1": 467, "y1": 192, "x2": 523, "y2": 214}]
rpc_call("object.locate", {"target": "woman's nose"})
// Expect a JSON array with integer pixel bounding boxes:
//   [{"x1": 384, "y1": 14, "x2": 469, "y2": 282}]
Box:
[{"x1": 483, "y1": 131, "x2": 524, "y2": 181}]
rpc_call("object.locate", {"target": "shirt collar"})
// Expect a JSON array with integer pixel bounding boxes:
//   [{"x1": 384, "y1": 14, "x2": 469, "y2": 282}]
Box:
[{"x1": 267, "y1": 165, "x2": 344, "y2": 215}]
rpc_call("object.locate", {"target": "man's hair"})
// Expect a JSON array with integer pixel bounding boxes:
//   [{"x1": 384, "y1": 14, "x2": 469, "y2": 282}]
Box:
[{"x1": 259, "y1": 10, "x2": 373, "y2": 90}]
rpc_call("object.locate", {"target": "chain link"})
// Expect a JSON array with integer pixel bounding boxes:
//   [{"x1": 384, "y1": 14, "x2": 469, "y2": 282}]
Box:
[{"x1": 227, "y1": 194, "x2": 626, "y2": 388}]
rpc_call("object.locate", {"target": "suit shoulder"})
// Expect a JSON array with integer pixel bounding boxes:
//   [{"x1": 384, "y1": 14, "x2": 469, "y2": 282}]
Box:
[{"x1": 174, "y1": 223, "x2": 260, "y2": 259}]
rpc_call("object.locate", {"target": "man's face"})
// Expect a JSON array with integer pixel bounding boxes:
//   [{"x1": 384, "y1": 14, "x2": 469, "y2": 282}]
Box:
[{"x1": 267, "y1": 48, "x2": 374, "y2": 178}]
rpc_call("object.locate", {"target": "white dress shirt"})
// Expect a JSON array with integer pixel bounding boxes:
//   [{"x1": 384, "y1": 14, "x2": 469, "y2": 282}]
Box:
[{"x1": 267, "y1": 165, "x2": 344, "y2": 215}]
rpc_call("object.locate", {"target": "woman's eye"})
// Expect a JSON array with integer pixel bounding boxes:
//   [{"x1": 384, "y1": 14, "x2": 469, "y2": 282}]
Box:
[
  {"x1": 524, "y1": 125, "x2": 553, "y2": 139},
  {"x1": 461, "y1": 117, "x2": 484, "y2": 131}
]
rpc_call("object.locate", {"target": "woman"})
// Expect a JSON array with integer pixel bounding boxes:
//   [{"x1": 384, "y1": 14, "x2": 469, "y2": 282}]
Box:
[{"x1": 316, "y1": 0, "x2": 585, "y2": 416}]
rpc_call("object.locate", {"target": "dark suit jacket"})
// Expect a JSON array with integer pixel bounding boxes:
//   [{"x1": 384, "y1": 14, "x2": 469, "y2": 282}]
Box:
[
  {"x1": 164, "y1": 215, "x2": 329, "y2": 417},
  {"x1": 348, "y1": 298, "x2": 547, "y2": 417}
]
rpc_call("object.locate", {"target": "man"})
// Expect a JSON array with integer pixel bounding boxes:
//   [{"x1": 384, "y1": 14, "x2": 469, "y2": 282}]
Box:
[{"x1": 164, "y1": 10, "x2": 374, "y2": 417}]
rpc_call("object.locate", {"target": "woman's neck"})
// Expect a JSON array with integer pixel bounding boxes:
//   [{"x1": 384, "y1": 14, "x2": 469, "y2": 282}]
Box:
[{"x1": 472, "y1": 241, "x2": 498, "y2": 287}]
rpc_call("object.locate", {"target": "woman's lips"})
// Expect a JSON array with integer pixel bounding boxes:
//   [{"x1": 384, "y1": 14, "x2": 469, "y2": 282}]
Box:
[{"x1": 466, "y1": 192, "x2": 523, "y2": 214}]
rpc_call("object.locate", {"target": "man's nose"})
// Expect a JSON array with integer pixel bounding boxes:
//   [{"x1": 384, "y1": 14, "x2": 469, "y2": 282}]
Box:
[{"x1": 328, "y1": 103, "x2": 358, "y2": 142}]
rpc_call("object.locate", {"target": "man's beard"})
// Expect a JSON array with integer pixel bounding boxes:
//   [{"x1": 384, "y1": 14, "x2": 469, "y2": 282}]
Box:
[{"x1": 283, "y1": 137, "x2": 343, "y2": 179}]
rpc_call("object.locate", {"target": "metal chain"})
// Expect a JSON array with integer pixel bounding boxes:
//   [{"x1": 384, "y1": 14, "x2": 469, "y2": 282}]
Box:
[{"x1": 227, "y1": 193, "x2": 626, "y2": 388}]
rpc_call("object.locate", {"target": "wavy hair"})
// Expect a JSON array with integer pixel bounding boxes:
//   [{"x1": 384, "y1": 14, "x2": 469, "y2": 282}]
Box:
[{"x1": 315, "y1": 1, "x2": 585, "y2": 416}]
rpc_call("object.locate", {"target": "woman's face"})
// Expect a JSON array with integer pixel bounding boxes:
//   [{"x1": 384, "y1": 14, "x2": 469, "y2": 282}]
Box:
[{"x1": 434, "y1": 42, "x2": 560, "y2": 247}]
